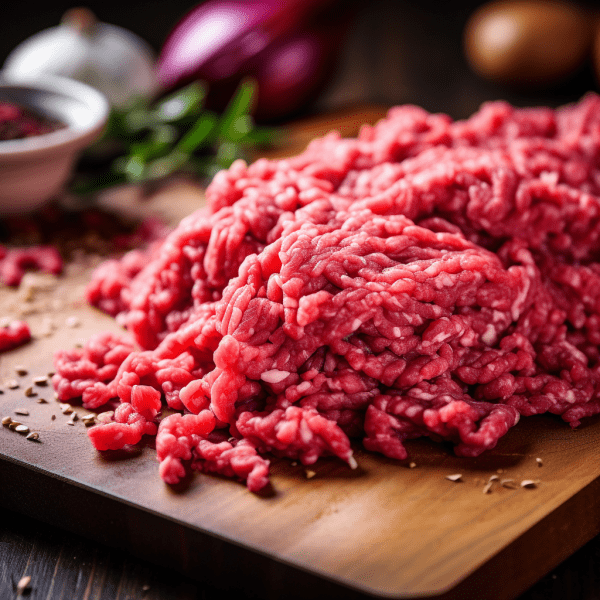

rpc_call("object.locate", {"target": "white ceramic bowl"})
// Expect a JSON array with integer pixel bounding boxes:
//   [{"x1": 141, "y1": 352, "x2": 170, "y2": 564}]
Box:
[{"x1": 0, "y1": 72, "x2": 109, "y2": 214}]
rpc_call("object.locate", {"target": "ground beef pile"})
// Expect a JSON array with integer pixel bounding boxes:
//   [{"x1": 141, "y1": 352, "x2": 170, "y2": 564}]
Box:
[{"x1": 54, "y1": 95, "x2": 600, "y2": 492}]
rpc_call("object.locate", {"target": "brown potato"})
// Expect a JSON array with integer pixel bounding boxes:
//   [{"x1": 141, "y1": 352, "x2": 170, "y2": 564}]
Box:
[
  {"x1": 464, "y1": 0, "x2": 593, "y2": 87},
  {"x1": 591, "y1": 19, "x2": 600, "y2": 87}
]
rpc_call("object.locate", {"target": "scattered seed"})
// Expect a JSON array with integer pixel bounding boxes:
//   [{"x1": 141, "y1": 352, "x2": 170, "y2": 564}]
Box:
[
  {"x1": 6, "y1": 379, "x2": 19, "y2": 389},
  {"x1": 47, "y1": 371, "x2": 55, "y2": 378},
  {"x1": 142, "y1": 584, "x2": 151, "y2": 592},
  {"x1": 26, "y1": 432, "x2": 39, "y2": 441},
  {"x1": 291, "y1": 461, "x2": 298, "y2": 467},
  {"x1": 482, "y1": 481, "x2": 494, "y2": 494},
  {"x1": 2, "y1": 416, "x2": 12, "y2": 426},
  {"x1": 14, "y1": 408, "x2": 29, "y2": 416},
  {"x1": 501, "y1": 479, "x2": 517, "y2": 488},
  {"x1": 97, "y1": 411, "x2": 114, "y2": 424},
  {"x1": 33, "y1": 375, "x2": 48, "y2": 386},
  {"x1": 446, "y1": 473, "x2": 462, "y2": 482},
  {"x1": 9, "y1": 421, "x2": 22, "y2": 430},
  {"x1": 24, "y1": 387, "x2": 36, "y2": 397},
  {"x1": 15, "y1": 425, "x2": 30, "y2": 434},
  {"x1": 496, "y1": 468, "x2": 504, "y2": 474},
  {"x1": 305, "y1": 469, "x2": 316, "y2": 479},
  {"x1": 66, "y1": 316, "x2": 81, "y2": 328},
  {"x1": 16, "y1": 575, "x2": 31, "y2": 594},
  {"x1": 536, "y1": 457, "x2": 543, "y2": 467},
  {"x1": 408, "y1": 462, "x2": 417, "y2": 469},
  {"x1": 37, "y1": 398, "x2": 48, "y2": 404},
  {"x1": 14, "y1": 365, "x2": 28, "y2": 376},
  {"x1": 60, "y1": 403, "x2": 73, "y2": 415},
  {"x1": 51, "y1": 415, "x2": 56, "y2": 421},
  {"x1": 67, "y1": 413, "x2": 79, "y2": 425},
  {"x1": 488, "y1": 474, "x2": 499, "y2": 482},
  {"x1": 521, "y1": 479, "x2": 539, "y2": 489}
]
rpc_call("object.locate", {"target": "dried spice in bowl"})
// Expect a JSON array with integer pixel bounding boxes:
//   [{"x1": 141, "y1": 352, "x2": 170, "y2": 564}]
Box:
[{"x1": 0, "y1": 101, "x2": 65, "y2": 140}]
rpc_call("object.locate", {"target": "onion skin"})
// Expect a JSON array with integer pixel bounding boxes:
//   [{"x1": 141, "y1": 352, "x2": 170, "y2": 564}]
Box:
[
  {"x1": 156, "y1": 0, "x2": 347, "y2": 121},
  {"x1": 250, "y1": 25, "x2": 343, "y2": 121}
]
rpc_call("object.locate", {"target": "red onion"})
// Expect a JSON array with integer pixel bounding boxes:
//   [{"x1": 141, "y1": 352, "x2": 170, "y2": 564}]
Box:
[{"x1": 156, "y1": 0, "x2": 347, "y2": 121}]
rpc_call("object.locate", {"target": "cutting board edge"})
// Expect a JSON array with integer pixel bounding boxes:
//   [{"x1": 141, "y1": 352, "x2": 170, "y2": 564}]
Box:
[
  {"x1": 0, "y1": 451, "x2": 403, "y2": 600},
  {"x1": 427, "y1": 472, "x2": 600, "y2": 600},
  {"x1": 3, "y1": 448, "x2": 600, "y2": 600}
]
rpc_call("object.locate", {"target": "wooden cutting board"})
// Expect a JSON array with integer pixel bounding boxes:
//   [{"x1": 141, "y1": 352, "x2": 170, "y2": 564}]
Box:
[{"x1": 1, "y1": 107, "x2": 600, "y2": 600}]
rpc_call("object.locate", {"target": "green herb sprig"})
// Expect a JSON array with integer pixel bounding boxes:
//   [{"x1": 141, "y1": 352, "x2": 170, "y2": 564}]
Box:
[{"x1": 72, "y1": 79, "x2": 279, "y2": 195}]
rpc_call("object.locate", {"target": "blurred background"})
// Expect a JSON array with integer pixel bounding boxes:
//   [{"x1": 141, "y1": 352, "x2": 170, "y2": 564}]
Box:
[{"x1": 3, "y1": 0, "x2": 600, "y2": 122}]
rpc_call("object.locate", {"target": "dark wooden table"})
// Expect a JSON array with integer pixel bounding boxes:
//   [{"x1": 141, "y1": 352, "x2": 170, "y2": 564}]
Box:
[
  {"x1": 2, "y1": 502, "x2": 600, "y2": 600},
  {"x1": 2, "y1": 1, "x2": 600, "y2": 598}
]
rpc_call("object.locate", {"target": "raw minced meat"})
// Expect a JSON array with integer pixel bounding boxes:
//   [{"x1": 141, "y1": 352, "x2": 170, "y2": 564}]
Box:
[
  {"x1": 0, "y1": 245, "x2": 62, "y2": 286},
  {"x1": 54, "y1": 94, "x2": 600, "y2": 492},
  {"x1": 0, "y1": 320, "x2": 31, "y2": 352}
]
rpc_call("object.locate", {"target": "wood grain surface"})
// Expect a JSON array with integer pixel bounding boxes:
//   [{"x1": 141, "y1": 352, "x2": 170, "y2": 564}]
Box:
[{"x1": 2, "y1": 108, "x2": 600, "y2": 600}]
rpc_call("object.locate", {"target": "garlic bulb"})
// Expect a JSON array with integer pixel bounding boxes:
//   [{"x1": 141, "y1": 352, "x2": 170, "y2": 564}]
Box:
[{"x1": 3, "y1": 8, "x2": 157, "y2": 107}]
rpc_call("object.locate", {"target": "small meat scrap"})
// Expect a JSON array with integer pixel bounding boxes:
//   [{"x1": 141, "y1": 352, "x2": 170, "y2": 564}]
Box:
[
  {"x1": 49, "y1": 94, "x2": 600, "y2": 493},
  {"x1": 0, "y1": 320, "x2": 30, "y2": 353},
  {"x1": 0, "y1": 245, "x2": 62, "y2": 287}
]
